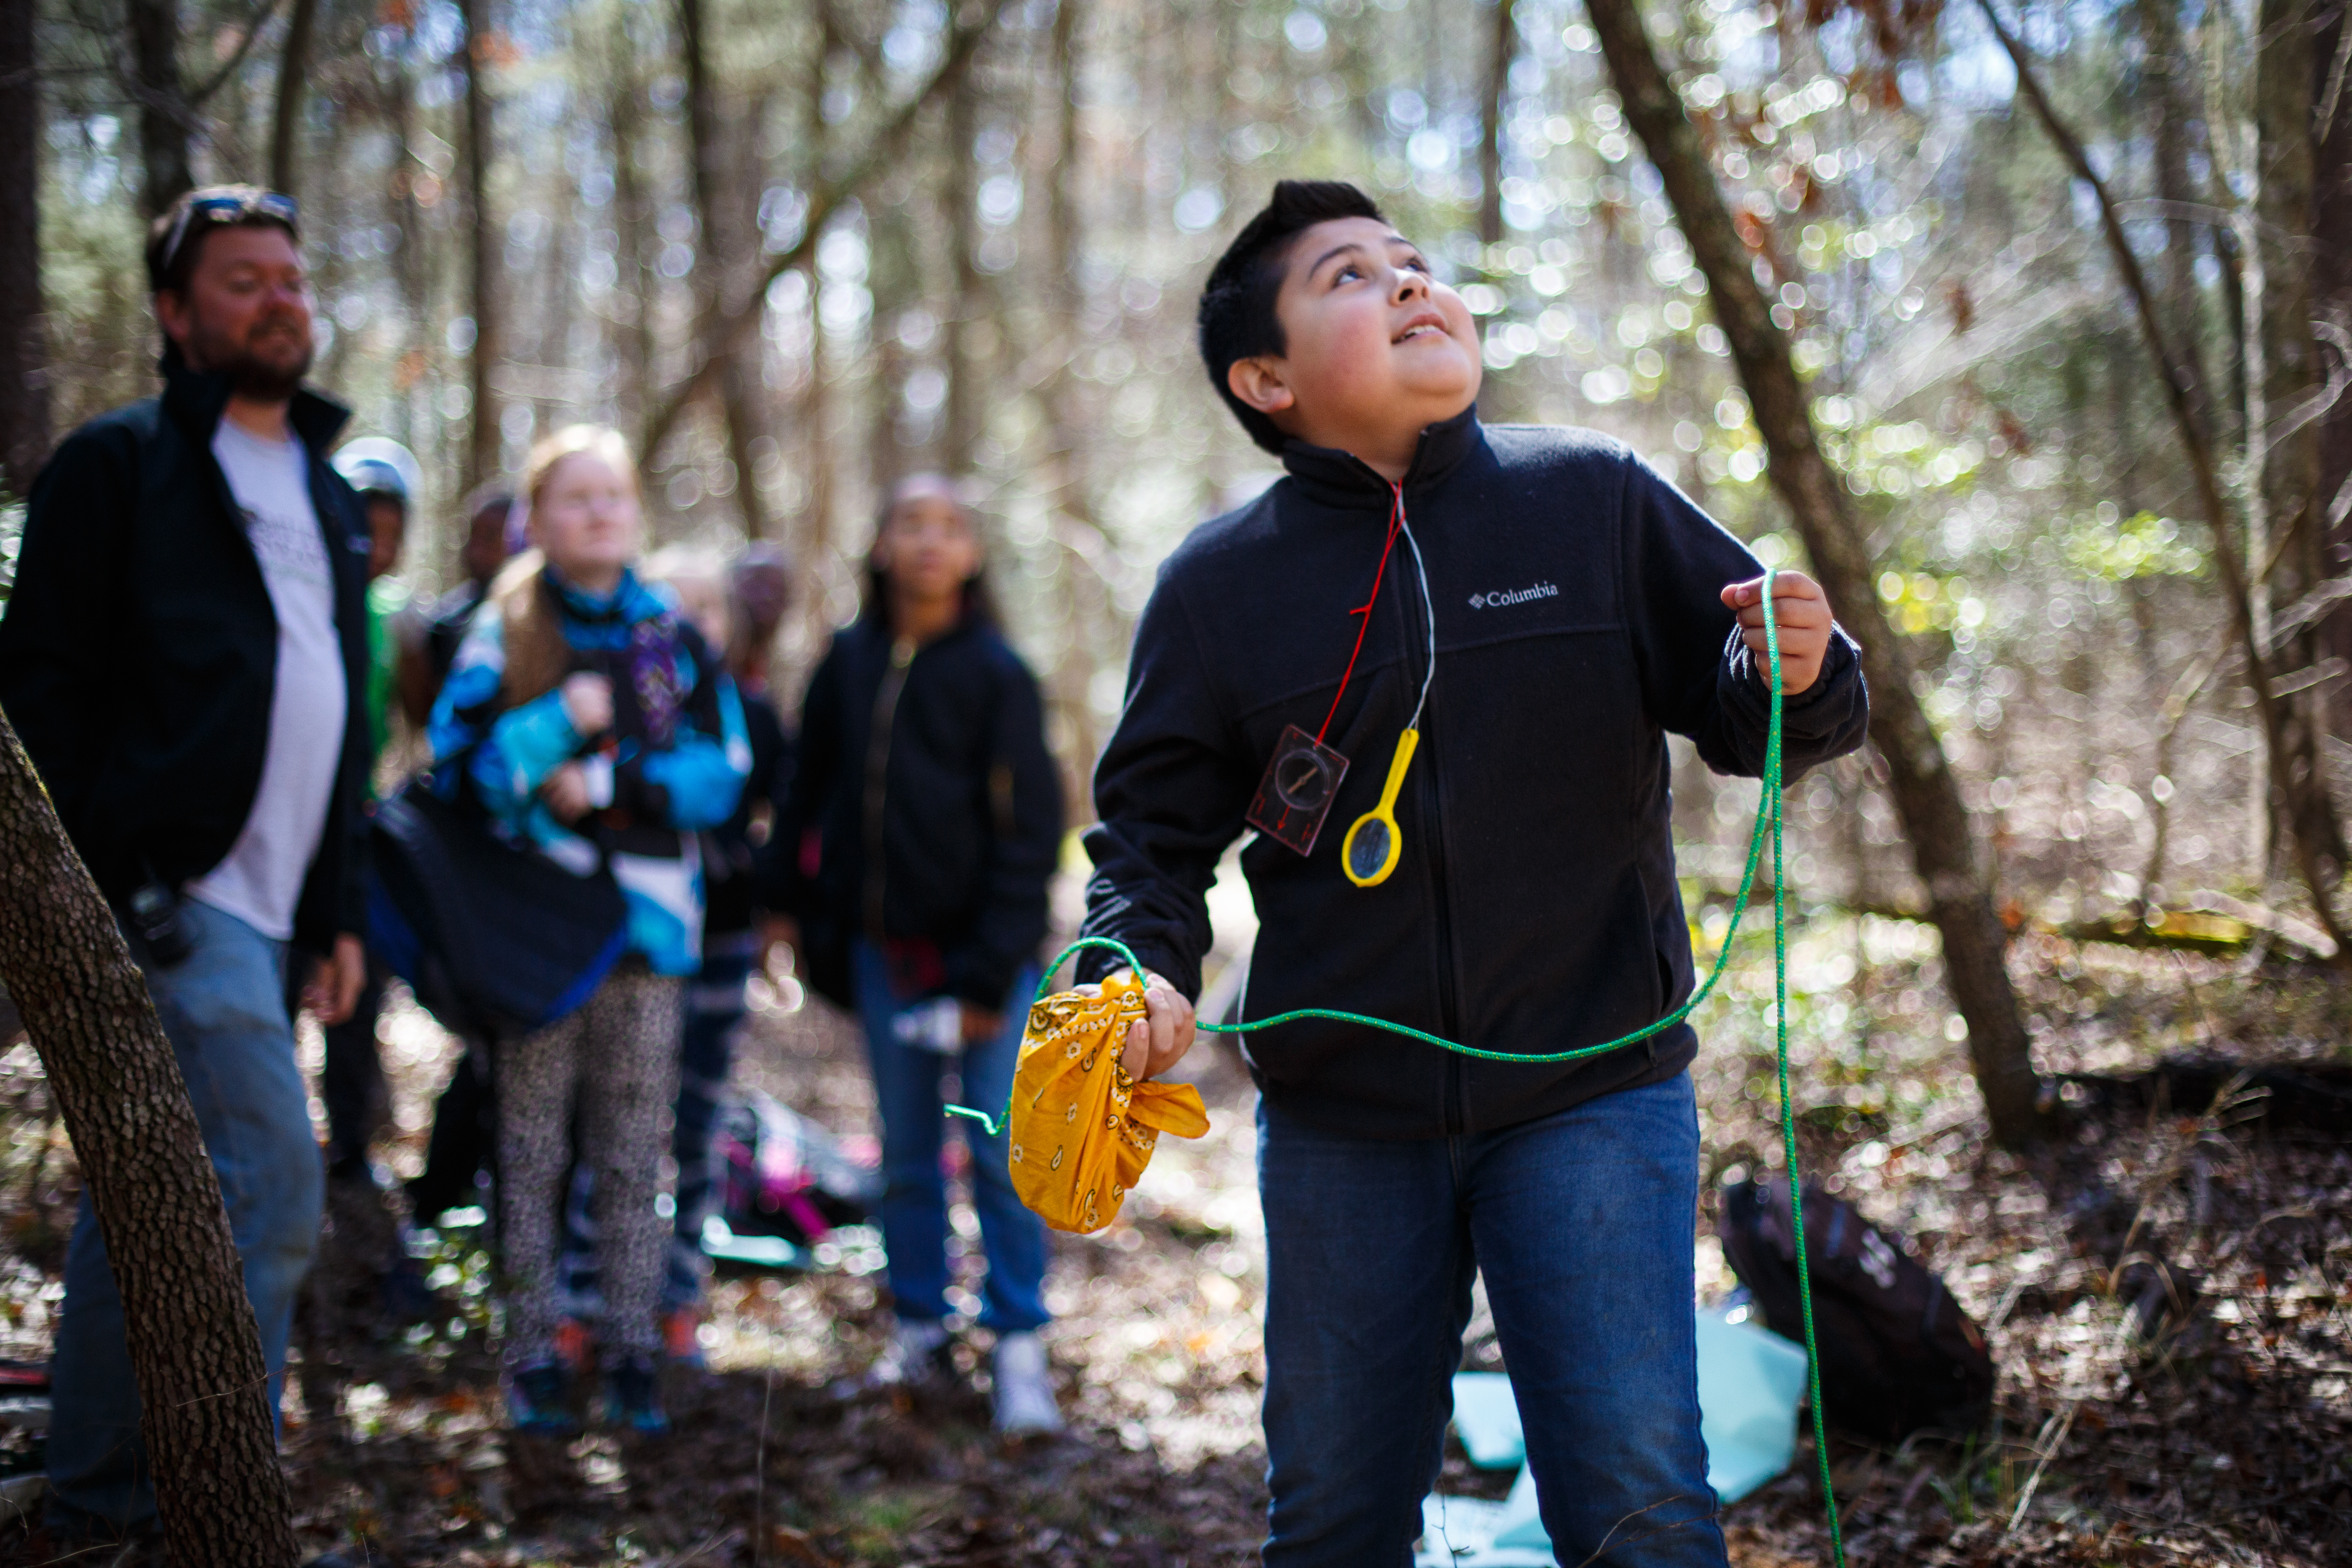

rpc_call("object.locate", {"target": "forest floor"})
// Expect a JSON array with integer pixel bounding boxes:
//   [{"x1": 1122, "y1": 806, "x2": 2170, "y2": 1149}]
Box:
[{"x1": 0, "y1": 906, "x2": 2348, "y2": 1567}]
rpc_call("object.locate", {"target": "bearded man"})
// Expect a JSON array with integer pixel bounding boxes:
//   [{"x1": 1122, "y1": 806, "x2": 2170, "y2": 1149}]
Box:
[{"x1": 0, "y1": 186, "x2": 374, "y2": 1546}]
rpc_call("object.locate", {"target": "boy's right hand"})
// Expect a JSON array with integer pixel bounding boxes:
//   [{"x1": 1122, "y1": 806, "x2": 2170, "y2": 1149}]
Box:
[
  {"x1": 561, "y1": 672, "x2": 614, "y2": 735},
  {"x1": 543, "y1": 761, "x2": 593, "y2": 822},
  {"x1": 759, "y1": 914, "x2": 802, "y2": 980}
]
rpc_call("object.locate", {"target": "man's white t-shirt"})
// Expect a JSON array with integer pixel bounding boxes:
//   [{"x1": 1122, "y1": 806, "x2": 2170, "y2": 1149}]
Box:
[{"x1": 185, "y1": 420, "x2": 350, "y2": 941}]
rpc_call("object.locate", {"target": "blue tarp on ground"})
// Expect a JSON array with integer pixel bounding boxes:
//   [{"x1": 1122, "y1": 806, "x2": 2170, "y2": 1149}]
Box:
[{"x1": 1415, "y1": 1308, "x2": 1811, "y2": 1566}]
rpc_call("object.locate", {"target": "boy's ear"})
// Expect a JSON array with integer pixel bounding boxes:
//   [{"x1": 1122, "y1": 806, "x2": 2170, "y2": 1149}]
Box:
[{"x1": 1226, "y1": 355, "x2": 1298, "y2": 418}]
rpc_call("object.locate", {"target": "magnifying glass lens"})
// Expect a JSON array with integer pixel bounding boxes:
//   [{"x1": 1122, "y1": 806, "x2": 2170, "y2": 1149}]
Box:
[{"x1": 1346, "y1": 818, "x2": 1392, "y2": 882}]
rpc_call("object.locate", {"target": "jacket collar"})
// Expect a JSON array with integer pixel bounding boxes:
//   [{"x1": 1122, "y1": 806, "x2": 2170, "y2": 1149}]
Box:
[
  {"x1": 852, "y1": 610, "x2": 980, "y2": 656},
  {"x1": 159, "y1": 346, "x2": 352, "y2": 457},
  {"x1": 545, "y1": 564, "x2": 659, "y2": 626},
  {"x1": 1278, "y1": 402, "x2": 1484, "y2": 509}
]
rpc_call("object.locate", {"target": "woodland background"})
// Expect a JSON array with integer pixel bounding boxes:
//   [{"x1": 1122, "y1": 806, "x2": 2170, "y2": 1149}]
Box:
[{"x1": 0, "y1": 0, "x2": 2349, "y2": 1564}]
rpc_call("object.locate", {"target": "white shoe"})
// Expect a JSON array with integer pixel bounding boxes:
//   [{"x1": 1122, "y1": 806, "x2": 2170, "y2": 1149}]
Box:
[
  {"x1": 868, "y1": 1318, "x2": 952, "y2": 1388},
  {"x1": 992, "y1": 1331, "x2": 1064, "y2": 1435}
]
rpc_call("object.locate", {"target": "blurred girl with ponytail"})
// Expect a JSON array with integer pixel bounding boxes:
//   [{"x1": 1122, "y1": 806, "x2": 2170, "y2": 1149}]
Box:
[{"x1": 428, "y1": 424, "x2": 749, "y2": 1437}]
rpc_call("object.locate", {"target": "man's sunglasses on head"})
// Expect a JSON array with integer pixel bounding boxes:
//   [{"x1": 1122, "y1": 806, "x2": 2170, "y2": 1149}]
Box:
[{"x1": 159, "y1": 189, "x2": 301, "y2": 282}]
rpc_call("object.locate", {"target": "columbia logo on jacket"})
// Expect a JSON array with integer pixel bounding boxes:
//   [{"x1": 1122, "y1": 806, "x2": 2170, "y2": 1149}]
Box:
[{"x1": 1468, "y1": 581, "x2": 1559, "y2": 609}]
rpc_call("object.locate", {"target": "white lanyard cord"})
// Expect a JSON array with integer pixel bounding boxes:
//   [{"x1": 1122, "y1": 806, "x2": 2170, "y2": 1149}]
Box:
[{"x1": 1397, "y1": 505, "x2": 1438, "y2": 731}]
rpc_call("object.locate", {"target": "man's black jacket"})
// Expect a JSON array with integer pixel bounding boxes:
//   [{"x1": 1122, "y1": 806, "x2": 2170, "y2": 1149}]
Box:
[
  {"x1": 769, "y1": 616, "x2": 1063, "y2": 1010},
  {"x1": 1079, "y1": 408, "x2": 1868, "y2": 1140},
  {"x1": 0, "y1": 356, "x2": 375, "y2": 954}
]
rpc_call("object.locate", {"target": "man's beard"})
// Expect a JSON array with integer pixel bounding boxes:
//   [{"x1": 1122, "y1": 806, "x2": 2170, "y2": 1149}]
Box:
[{"x1": 189, "y1": 314, "x2": 314, "y2": 400}]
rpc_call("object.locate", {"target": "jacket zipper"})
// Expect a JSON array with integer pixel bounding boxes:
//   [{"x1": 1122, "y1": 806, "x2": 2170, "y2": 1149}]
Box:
[
  {"x1": 861, "y1": 635, "x2": 918, "y2": 941},
  {"x1": 1391, "y1": 496, "x2": 1465, "y2": 1134}
]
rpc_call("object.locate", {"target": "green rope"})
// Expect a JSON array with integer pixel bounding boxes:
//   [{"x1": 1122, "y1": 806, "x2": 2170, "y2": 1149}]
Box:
[{"x1": 946, "y1": 571, "x2": 1845, "y2": 1563}]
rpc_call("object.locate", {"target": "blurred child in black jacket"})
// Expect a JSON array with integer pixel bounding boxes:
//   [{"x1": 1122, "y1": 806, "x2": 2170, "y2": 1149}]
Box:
[{"x1": 768, "y1": 478, "x2": 1066, "y2": 1434}]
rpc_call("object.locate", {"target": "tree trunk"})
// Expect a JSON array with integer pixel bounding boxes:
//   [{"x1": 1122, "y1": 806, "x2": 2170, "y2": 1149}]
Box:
[
  {"x1": 2253, "y1": 0, "x2": 2345, "y2": 881},
  {"x1": 608, "y1": 42, "x2": 654, "y2": 443},
  {"x1": 678, "y1": 0, "x2": 775, "y2": 537},
  {"x1": 798, "y1": 1, "x2": 833, "y2": 564},
  {"x1": 128, "y1": 0, "x2": 191, "y2": 218},
  {"x1": 1476, "y1": 0, "x2": 1516, "y2": 247},
  {"x1": 2215, "y1": 213, "x2": 2251, "y2": 454},
  {"x1": 0, "y1": 713, "x2": 297, "y2": 1565},
  {"x1": 380, "y1": 49, "x2": 432, "y2": 466},
  {"x1": 459, "y1": 0, "x2": 501, "y2": 491},
  {"x1": 640, "y1": 0, "x2": 1010, "y2": 466},
  {"x1": 2318, "y1": 8, "x2": 2352, "y2": 735},
  {"x1": 1045, "y1": 0, "x2": 1101, "y2": 793},
  {"x1": 864, "y1": 192, "x2": 920, "y2": 499},
  {"x1": 942, "y1": 65, "x2": 984, "y2": 470},
  {"x1": 2135, "y1": 0, "x2": 2211, "y2": 432},
  {"x1": 1974, "y1": 0, "x2": 2352, "y2": 966},
  {"x1": 718, "y1": 300, "x2": 775, "y2": 538},
  {"x1": 1586, "y1": 0, "x2": 2049, "y2": 1146},
  {"x1": 0, "y1": 0, "x2": 48, "y2": 495},
  {"x1": 268, "y1": 0, "x2": 321, "y2": 198}
]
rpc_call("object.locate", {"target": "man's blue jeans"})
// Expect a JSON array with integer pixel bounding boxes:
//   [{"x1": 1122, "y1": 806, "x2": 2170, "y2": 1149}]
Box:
[
  {"x1": 850, "y1": 941, "x2": 1048, "y2": 1333},
  {"x1": 1258, "y1": 1072, "x2": 1726, "y2": 1567},
  {"x1": 48, "y1": 900, "x2": 324, "y2": 1538},
  {"x1": 668, "y1": 933, "x2": 756, "y2": 1308}
]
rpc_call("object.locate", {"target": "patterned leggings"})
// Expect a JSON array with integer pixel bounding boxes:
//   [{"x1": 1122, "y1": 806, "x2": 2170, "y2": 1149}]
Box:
[
  {"x1": 499, "y1": 966, "x2": 681, "y2": 1363},
  {"x1": 558, "y1": 935, "x2": 754, "y2": 1315}
]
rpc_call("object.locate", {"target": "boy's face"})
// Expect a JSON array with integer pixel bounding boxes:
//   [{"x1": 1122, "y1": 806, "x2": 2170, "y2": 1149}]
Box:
[
  {"x1": 461, "y1": 500, "x2": 515, "y2": 586},
  {"x1": 1232, "y1": 217, "x2": 1482, "y2": 460},
  {"x1": 364, "y1": 496, "x2": 405, "y2": 580}
]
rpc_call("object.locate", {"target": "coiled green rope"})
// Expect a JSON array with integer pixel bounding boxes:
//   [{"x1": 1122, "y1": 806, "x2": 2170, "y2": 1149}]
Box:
[{"x1": 947, "y1": 571, "x2": 1844, "y2": 1563}]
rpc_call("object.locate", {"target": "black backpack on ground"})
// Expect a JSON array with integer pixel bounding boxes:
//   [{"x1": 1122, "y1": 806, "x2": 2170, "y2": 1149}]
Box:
[{"x1": 1719, "y1": 1178, "x2": 1994, "y2": 1444}]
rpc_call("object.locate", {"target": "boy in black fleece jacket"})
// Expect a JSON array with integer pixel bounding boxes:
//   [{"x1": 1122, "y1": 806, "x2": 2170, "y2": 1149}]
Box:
[{"x1": 1079, "y1": 182, "x2": 1867, "y2": 1565}]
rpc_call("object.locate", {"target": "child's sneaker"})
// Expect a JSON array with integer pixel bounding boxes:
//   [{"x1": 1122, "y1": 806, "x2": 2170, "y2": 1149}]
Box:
[
  {"x1": 991, "y1": 1331, "x2": 1063, "y2": 1435},
  {"x1": 866, "y1": 1317, "x2": 953, "y2": 1389},
  {"x1": 662, "y1": 1304, "x2": 706, "y2": 1368},
  {"x1": 505, "y1": 1359, "x2": 580, "y2": 1437},
  {"x1": 604, "y1": 1352, "x2": 671, "y2": 1435}
]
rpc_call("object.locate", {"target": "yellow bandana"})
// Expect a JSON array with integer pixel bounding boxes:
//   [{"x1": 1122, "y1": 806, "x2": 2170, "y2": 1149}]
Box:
[{"x1": 1006, "y1": 971, "x2": 1210, "y2": 1234}]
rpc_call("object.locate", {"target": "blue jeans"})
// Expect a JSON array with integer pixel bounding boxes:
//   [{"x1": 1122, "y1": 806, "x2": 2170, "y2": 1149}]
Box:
[
  {"x1": 850, "y1": 941, "x2": 1048, "y2": 1333},
  {"x1": 1258, "y1": 1072, "x2": 1726, "y2": 1567},
  {"x1": 667, "y1": 934, "x2": 754, "y2": 1307},
  {"x1": 48, "y1": 900, "x2": 324, "y2": 1538}
]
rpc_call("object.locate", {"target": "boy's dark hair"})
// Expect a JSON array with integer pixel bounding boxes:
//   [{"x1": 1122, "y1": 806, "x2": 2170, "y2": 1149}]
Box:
[
  {"x1": 145, "y1": 185, "x2": 302, "y2": 297},
  {"x1": 1198, "y1": 180, "x2": 1388, "y2": 455}
]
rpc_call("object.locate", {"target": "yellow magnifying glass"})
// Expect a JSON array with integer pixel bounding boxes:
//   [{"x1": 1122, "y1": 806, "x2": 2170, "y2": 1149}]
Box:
[{"x1": 1341, "y1": 727, "x2": 1420, "y2": 887}]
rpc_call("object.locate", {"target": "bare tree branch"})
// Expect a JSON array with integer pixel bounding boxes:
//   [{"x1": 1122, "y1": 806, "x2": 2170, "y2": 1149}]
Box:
[
  {"x1": 639, "y1": 0, "x2": 1012, "y2": 464},
  {"x1": 1975, "y1": 0, "x2": 2352, "y2": 961},
  {"x1": 267, "y1": 0, "x2": 319, "y2": 196},
  {"x1": 1586, "y1": 0, "x2": 2047, "y2": 1146},
  {"x1": 186, "y1": 0, "x2": 287, "y2": 108}
]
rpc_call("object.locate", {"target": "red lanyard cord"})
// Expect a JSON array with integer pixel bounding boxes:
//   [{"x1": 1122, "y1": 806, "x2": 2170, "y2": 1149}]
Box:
[{"x1": 1315, "y1": 481, "x2": 1408, "y2": 745}]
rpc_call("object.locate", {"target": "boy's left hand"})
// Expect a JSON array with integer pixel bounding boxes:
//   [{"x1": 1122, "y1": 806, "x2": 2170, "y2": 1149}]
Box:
[
  {"x1": 1117, "y1": 972, "x2": 1195, "y2": 1082},
  {"x1": 1720, "y1": 571, "x2": 1834, "y2": 695}
]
